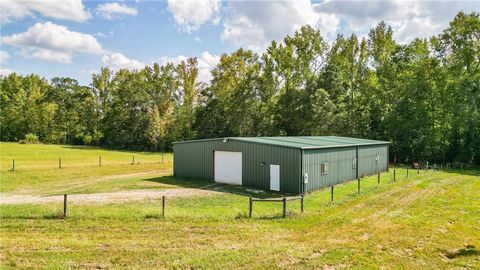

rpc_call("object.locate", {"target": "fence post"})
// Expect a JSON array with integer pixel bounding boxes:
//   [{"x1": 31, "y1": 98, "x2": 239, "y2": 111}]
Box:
[
  {"x1": 12, "y1": 159, "x2": 15, "y2": 171},
  {"x1": 249, "y1": 197, "x2": 253, "y2": 218},
  {"x1": 162, "y1": 196, "x2": 165, "y2": 217},
  {"x1": 377, "y1": 172, "x2": 380, "y2": 185},
  {"x1": 417, "y1": 168, "x2": 420, "y2": 175},
  {"x1": 59, "y1": 157, "x2": 62, "y2": 169},
  {"x1": 407, "y1": 168, "x2": 409, "y2": 178},
  {"x1": 357, "y1": 178, "x2": 360, "y2": 194},
  {"x1": 300, "y1": 194, "x2": 304, "y2": 214},
  {"x1": 330, "y1": 186, "x2": 334, "y2": 205},
  {"x1": 282, "y1": 197, "x2": 287, "y2": 218},
  {"x1": 394, "y1": 169, "x2": 396, "y2": 182},
  {"x1": 63, "y1": 194, "x2": 68, "y2": 218},
  {"x1": 99, "y1": 156, "x2": 102, "y2": 167},
  {"x1": 132, "y1": 155, "x2": 135, "y2": 165}
]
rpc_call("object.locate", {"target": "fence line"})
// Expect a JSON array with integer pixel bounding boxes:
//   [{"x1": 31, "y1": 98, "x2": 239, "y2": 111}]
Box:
[
  {"x1": 8, "y1": 167, "x2": 440, "y2": 220},
  {"x1": 249, "y1": 195, "x2": 304, "y2": 218},
  {"x1": 6, "y1": 157, "x2": 172, "y2": 172}
]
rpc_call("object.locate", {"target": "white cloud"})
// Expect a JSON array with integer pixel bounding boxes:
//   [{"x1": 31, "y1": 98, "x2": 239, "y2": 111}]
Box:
[
  {"x1": 0, "y1": 51, "x2": 10, "y2": 63},
  {"x1": 102, "y1": 53, "x2": 145, "y2": 70},
  {"x1": 96, "y1": 2, "x2": 138, "y2": 20},
  {"x1": 0, "y1": 68, "x2": 14, "y2": 76},
  {"x1": 2, "y1": 22, "x2": 104, "y2": 63},
  {"x1": 0, "y1": 0, "x2": 91, "y2": 24},
  {"x1": 222, "y1": 0, "x2": 339, "y2": 51},
  {"x1": 167, "y1": 0, "x2": 221, "y2": 32},
  {"x1": 313, "y1": 0, "x2": 480, "y2": 43},
  {"x1": 19, "y1": 48, "x2": 73, "y2": 63},
  {"x1": 159, "y1": 51, "x2": 220, "y2": 82},
  {"x1": 194, "y1": 36, "x2": 203, "y2": 43}
]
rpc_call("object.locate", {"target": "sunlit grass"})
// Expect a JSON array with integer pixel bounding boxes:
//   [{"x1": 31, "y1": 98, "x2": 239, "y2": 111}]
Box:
[{"x1": 0, "y1": 143, "x2": 479, "y2": 269}]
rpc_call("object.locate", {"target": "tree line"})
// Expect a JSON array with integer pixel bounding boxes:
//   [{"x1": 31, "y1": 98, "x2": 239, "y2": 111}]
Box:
[{"x1": 1, "y1": 12, "x2": 479, "y2": 164}]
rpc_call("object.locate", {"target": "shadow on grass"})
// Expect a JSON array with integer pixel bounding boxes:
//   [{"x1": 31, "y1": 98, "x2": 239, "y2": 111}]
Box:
[
  {"x1": 235, "y1": 211, "x2": 300, "y2": 220},
  {"x1": 143, "y1": 175, "x2": 293, "y2": 199},
  {"x1": 444, "y1": 245, "x2": 479, "y2": 259},
  {"x1": 440, "y1": 169, "x2": 480, "y2": 176},
  {"x1": 3, "y1": 213, "x2": 67, "y2": 220}
]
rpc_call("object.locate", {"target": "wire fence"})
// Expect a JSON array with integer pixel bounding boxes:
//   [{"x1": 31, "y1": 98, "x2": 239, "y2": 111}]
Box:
[
  {"x1": 5, "y1": 155, "x2": 172, "y2": 173},
  {"x1": 2, "y1": 166, "x2": 448, "y2": 220}
]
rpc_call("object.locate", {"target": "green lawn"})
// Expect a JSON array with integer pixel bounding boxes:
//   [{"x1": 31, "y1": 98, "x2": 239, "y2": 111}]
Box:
[
  {"x1": 1, "y1": 143, "x2": 479, "y2": 269},
  {"x1": 0, "y1": 142, "x2": 173, "y2": 195}
]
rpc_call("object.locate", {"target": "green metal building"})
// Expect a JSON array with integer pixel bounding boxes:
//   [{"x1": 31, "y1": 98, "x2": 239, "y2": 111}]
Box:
[{"x1": 173, "y1": 136, "x2": 389, "y2": 194}]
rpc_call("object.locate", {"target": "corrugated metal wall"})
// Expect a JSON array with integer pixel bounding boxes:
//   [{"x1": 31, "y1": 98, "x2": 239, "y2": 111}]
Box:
[
  {"x1": 303, "y1": 144, "x2": 389, "y2": 192},
  {"x1": 358, "y1": 144, "x2": 388, "y2": 176},
  {"x1": 303, "y1": 147, "x2": 357, "y2": 192},
  {"x1": 173, "y1": 139, "x2": 302, "y2": 193}
]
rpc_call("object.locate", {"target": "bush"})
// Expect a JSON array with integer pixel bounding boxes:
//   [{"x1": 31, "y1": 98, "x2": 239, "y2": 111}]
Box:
[
  {"x1": 19, "y1": 133, "x2": 39, "y2": 144},
  {"x1": 83, "y1": 134, "x2": 93, "y2": 145},
  {"x1": 92, "y1": 130, "x2": 104, "y2": 145}
]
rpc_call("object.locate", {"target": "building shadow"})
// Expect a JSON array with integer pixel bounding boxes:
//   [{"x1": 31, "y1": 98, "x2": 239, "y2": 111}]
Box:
[{"x1": 143, "y1": 175, "x2": 293, "y2": 199}]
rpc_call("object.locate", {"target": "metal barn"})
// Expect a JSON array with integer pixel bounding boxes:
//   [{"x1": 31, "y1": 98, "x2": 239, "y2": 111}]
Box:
[{"x1": 173, "y1": 136, "x2": 389, "y2": 194}]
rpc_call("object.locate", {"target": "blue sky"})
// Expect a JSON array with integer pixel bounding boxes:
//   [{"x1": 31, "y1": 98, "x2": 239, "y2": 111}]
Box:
[{"x1": 1, "y1": 0, "x2": 479, "y2": 85}]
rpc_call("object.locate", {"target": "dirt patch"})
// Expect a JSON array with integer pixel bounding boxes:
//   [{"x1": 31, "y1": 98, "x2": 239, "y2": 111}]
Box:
[{"x1": 0, "y1": 187, "x2": 221, "y2": 205}]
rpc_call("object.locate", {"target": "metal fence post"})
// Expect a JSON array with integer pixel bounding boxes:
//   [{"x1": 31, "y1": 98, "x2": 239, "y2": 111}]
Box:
[
  {"x1": 377, "y1": 172, "x2": 380, "y2": 185},
  {"x1": 59, "y1": 157, "x2": 62, "y2": 169},
  {"x1": 394, "y1": 169, "x2": 396, "y2": 182},
  {"x1": 249, "y1": 197, "x2": 253, "y2": 218},
  {"x1": 12, "y1": 159, "x2": 15, "y2": 171},
  {"x1": 282, "y1": 197, "x2": 287, "y2": 218},
  {"x1": 63, "y1": 194, "x2": 68, "y2": 218},
  {"x1": 132, "y1": 155, "x2": 135, "y2": 165},
  {"x1": 162, "y1": 196, "x2": 165, "y2": 217},
  {"x1": 357, "y1": 178, "x2": 360, "y2": 194},
  {"x1": 330, "y1": 186, "x2": 334, "y2": 205},
  {"x1": 300, "y1": 194, "x2": 304, "y2": 214},
  {"x1": 99, "y1": 156, "x2": 102, "y2": 167}
]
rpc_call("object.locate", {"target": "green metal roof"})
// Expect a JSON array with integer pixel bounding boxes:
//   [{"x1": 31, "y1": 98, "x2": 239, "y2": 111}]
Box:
[{"x1": 174, "y1": 136, "x2": 389, "y2": 149}]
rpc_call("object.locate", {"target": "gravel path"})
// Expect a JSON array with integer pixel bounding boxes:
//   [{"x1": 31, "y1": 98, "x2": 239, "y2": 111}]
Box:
[{"x1": 0, "y1": 187, "x2": 222, "y2": 205}]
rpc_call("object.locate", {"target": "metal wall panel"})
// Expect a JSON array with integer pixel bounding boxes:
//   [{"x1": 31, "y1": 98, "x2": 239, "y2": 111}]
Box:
[
  {"x1": 302, "y1": 144, "x2": 389, "y2": 192},
  {"x1": 173, "y1": 139, "x2": 302, "y2": 193},
  {"x1": 358, "y1": 145, "x2": 388, "y2": 176},
  {"x1": 302, "y1": 147, "x2": 358, "y2": 192}
]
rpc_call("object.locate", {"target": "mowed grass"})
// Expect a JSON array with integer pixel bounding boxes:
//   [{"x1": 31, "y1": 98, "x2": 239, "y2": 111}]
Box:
[
  {"x1": 1, "y1": 143, "x2": 479, "y2": 269},
  {"x1": 0, "y1": 142, "x2": 174, "y2": 195}
]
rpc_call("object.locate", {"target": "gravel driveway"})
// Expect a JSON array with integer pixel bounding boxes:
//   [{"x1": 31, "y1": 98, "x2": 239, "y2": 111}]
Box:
[{"x1": 0, "y1": 187, "x2": 222, "y2": 205}]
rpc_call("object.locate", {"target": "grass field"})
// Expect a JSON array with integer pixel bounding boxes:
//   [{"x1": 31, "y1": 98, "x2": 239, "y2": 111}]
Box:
[{"x1": 1, "y1": 142, "x2": 479, "y2": 269}]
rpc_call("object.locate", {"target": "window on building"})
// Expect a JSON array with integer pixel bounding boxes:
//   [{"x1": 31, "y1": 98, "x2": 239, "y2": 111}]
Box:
[
  {"x1": 321, "y1": 163, "x2": 328, "y2": 175},
  {"x1": 375, "y1": 154, "x2": 380, "y2": 164},
  {"x1": 352, "y1": 158, "x2": 357, "y2": 169}
]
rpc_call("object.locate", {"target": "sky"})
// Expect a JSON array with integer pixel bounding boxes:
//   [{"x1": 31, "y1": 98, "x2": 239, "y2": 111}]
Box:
[{"x1": 1, "y1": 0, "x2": 479, "y2": 85}]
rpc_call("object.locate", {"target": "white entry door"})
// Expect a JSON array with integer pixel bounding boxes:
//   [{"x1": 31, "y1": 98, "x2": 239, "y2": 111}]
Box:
[
  {"x1": 214, "y1": 151, "x2": 242, "y2": 185},
  {"x1": 270, "y1": 164, "x2": 280, "y2": 191}
]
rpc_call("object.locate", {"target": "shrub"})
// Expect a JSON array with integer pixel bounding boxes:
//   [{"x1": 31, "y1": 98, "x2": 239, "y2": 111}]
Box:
[
  {"x1": 83, "y1": 134, "x2": 93, "y2": 145},
  {"x1": 19, "y1": 133, "x2": 39, "y2": 144},
  {"x1": 92, "y1": 130, "x2": 104, "y2": 145}
]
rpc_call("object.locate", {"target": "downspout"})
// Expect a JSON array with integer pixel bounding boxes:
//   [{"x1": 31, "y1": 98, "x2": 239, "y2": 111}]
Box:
[
  {"x1": 356, "y1": 146, "x2": 359, "y2": 179},
  {"x1": 301, "y1": 149, "x2": 304, "y2": 195}
]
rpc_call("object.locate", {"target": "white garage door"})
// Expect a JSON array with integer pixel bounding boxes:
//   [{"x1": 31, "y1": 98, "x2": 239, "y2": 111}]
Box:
[{"x1": 214, "y1": 151, "x2": 242, "y2": 185}]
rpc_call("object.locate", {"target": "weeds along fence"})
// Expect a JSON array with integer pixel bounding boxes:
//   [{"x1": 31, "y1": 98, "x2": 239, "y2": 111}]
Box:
[{"x1": 7, "y1": 154, "x2": 171, "y2": 172}]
